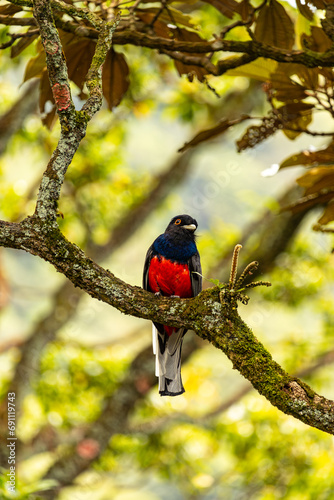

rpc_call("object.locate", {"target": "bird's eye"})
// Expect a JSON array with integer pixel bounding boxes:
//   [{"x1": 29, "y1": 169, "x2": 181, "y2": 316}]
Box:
[{"x1": 174, "y1": 219, "x2": 182, "y2": 225}]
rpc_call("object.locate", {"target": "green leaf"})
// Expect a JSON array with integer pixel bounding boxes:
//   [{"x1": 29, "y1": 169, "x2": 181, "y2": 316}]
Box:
[{"x1": 226, "y1": 58, "x2": 278, "y2": 81}]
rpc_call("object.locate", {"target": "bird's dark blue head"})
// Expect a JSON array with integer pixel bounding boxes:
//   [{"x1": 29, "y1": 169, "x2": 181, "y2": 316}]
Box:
[
  {"x1": 165, "y1": 214, "x2": 198, "y2": 234},
  {"x1": 153, "y1": 214, "x2": 198, "y2": 262}
]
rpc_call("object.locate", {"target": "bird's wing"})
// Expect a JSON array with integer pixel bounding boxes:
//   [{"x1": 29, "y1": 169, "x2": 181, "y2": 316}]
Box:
[
  {"x1": 189, "y1": 251, "x2": 202, "y2": 297},
  {"x1": 143, "y1": 244, "x2": 154, "y2": 291}
]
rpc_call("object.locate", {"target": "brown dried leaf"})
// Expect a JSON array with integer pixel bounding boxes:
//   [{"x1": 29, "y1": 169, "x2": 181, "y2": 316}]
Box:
[
  {"x1": 38, "y1": 69, "x2": 57, "y2": 129},
  {"x1": 237, "y1": 114, "x2": 281, "y2": 152},
  {"x1": 308, "y1": 0, "x2": 326, "y2": 8},
  {"x1": 23, "y1": 51, "x2": 46, "y2": 82},
  {"x1": 282, "y1": 189, "x2": 334, "y2": 215},
  {"x1": 178, "y1": 115, "x2": 250, "y2": 152},
  {"x1": 11, "y1": 30, "x2": 38, "y2": 59},
  {"x1": 239, "y1": 0, "x2": 251, "y2": 21},
  {"x1": 173, "y1": 29, "x2": 208, "y2": 82},
  {"x1": 318, "y1": 201, "x2": 334, "y2": 225},
  {"x1": 254, "y1": 0, "x2": 294, "y2": 50},
  {"x1": 227, "y1": 58, "x2": 278, "y2": 81},
  {"x1": 39, "y1": 69, "x2": 54, "y2": 113},
  {"x1": 296, "y1": 167, "x2": 334, "y2": 194},
  {"x1": 201, "y1": 0, "x2": 240, "y2": 18},
  {"x1": 62, "y1": 36, "x2": 96, "y2": 90},
  {"x1": 271, "y1": 102, "x2": 313, "y2": 139},
  {"x1": 42, "y1": 106, "x2": 57, "y2": 129},
  {"x1": 102, "y1": 49, "x2": 130, "y2": 110},
  {"x1": 301, "y1": 26, "x2": 332, "y2": 53},
  {"x1": 0, "y1": 4, "x2": 22, "y2": 15},
  {"x1": 280, "y1": 142, "x2": 334, "y2": 169},
  {"x1": 296, "y1": 0, "x2": 314, "y2": 20},
  {"x1": 136, "y1": 7, "x2": 194, "y2": 28},
  {"x1": 271, "y1": 77, "x2": 307, "y2": 103},
  {"x1": 135, "y1": 12, "x2": 171, "y2": 37}
]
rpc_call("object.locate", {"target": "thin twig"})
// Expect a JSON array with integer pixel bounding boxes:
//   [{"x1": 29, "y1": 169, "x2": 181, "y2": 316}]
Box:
[
  {"x1": 234, "y1": 261, "x2": 259, "y2": 290},
  {"x1": 229, "y1": 244, "x2": 242, "y2": 290}
]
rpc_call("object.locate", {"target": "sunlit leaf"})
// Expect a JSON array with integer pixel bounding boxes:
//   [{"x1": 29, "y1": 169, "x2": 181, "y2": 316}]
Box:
[
  {"x1": 254, "y1": 0, "x2": 295, "y2": 50},
  {"x1": 102, "y1": 49, "x2": 130, "y2": 110},
  {"x1": 226, "y1": 58, "x2": 278, "y2": 81}
]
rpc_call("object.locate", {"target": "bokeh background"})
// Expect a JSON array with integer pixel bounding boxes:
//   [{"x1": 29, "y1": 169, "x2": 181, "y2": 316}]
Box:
[{"x1": 1, "y1": 6, "x2": 334, "y2": 499}]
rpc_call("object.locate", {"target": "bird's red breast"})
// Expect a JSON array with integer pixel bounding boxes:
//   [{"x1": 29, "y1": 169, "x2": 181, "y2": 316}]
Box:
[{"x1": 148, "y1": 256, "x2": 192, "y2": 336}]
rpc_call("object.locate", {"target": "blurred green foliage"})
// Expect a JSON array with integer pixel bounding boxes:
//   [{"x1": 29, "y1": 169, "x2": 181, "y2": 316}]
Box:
[{"x1": 1, "y1": 2, "x2": 334, "y2": 499}]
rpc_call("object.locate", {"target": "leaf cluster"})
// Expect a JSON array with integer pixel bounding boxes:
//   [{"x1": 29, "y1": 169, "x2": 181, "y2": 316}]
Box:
[{"x1": 5, "y1": 0, "x2": 334, "y2": 229}]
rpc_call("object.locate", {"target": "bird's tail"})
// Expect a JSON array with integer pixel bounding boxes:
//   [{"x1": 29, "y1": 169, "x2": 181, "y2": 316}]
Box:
[{"x1": 152, "y1": 324, "x2": 185, "y2": 396}]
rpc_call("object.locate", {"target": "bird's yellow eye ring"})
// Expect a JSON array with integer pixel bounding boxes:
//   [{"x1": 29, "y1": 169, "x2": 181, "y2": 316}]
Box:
[{"x1": 175, "y1": 219, "x2": 182, "y2": 225}]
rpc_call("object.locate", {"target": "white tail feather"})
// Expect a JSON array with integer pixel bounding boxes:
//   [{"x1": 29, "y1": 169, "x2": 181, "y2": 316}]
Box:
[
  {"x1": 152, "y1": 324, "x2": 157, "y2": 355},
  {"x1": 152, "y1": 325, "x2": 160, "y2": 376},
  {"x1": 153, "y1": 327, "x2": 185, "y2": 395}
]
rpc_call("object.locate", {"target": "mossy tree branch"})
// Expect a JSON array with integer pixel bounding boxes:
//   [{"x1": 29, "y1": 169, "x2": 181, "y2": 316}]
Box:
[
  {"x1": 32, "y1": 0, "x2": 118, "y2": 221},
  {"x1": 1, "y1": 1, "x2": 334, "y2": 472},
  {"x1": 6, "y1": 0, "x2": 334, "y2": 76},
  {"x1": 1, "y1": 216, "x2": 334, "y2": 437}
]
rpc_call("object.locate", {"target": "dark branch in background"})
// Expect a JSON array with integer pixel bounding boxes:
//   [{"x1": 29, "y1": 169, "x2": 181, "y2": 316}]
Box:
[
  {"x1": 210, "y1": 185, "x2": 310, "y2": 283},
  {"x1": 1, "y1": 148, "x2": 196, "y2": 424},
  {"x1": 0, "y1": 80, "x2": 38, "y2": 156},
  {"x1": 1, "y1": 212, "x2": 333, "y2": 429},
  {"x1": 37, "y1": 338, "x2": 199, "y2": 498},
  {"x1": 1, "y1": 0, "x2": 334, "y2": 494},
  {"x1": 90, "y1": 149, "x2": 195, "y2": 260},
  {"x1": 0, "y1": 181, "x2": 328, "y2": 493},
  {"x1": 130, "y1": 343, "x2": 334, "y2": 434}
]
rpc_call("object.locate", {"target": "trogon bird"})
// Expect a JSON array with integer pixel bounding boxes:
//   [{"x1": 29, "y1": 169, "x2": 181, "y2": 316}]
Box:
[{"x1": 143, "y1": 215, "x2": 202, "y2": 396}]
